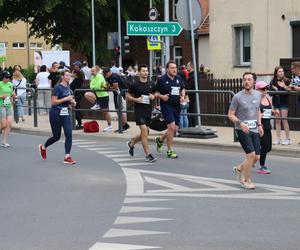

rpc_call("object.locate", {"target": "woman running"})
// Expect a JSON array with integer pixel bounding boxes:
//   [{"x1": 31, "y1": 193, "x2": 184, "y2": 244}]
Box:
[{"x1": 38, "y1": 70, "x2": 77, "y2": 164}]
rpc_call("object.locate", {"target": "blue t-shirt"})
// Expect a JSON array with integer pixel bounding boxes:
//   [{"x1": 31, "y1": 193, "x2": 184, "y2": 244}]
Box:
[
  {"x1": 51, "y1": 83, "x2": 72, "y2": 110},
  {"x1": 155, "y1": 74, "x2": 185, "y2": 107}
]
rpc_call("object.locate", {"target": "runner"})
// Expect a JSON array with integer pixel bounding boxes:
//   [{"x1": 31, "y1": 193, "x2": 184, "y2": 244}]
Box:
[
  {"x1": 126, "y1": 64, "x2": 157, "y2": 162},
  {"x1": 154, "y1": 61, "x2": 185, "y2": 158},
  {"x1": 38, "y1": 70, "x2": 77, "y2": 164},
  {"x1": 256, "y1": 81, "x2": 278, "y2": 174},
  {"x1": 228, "y1": 72, "x2": 263, "y2": 189},
  {"x1": 0, "y1": 71, "x2": 16, "y2": 147}
]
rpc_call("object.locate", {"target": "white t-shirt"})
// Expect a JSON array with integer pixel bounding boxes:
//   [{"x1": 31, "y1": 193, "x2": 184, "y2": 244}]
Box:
[
  {"x1": 82, "y1": 66, "x2": 91, "y2": 80},
  {"x1": 13, "y1": 77, "x2": 27, "y2": 96},
  {"x1": 36, "y1": 72, "x2": 50, "y2": 88}
]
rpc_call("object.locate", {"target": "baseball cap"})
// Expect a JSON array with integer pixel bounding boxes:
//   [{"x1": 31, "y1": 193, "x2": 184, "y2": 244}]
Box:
[
  {"x1": 2, "y1": 71, "x2": 11, "y2": 79},
  {"x1": 255, "y1": 81, "x2": 269, "y2": 90},
  {"x1": 102, "y1": 67, "x2": 111, "y2": 74},
  {"x1": 59, "y1": 61, "x2": 66, "y2": 66},
  {"x1": 73, "y1": 61, "x2": 82, "y2": 66}
]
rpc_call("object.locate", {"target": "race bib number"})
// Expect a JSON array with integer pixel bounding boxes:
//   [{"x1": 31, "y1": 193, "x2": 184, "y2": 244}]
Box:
[
  {"x1": 244, "y1": 120, "x2": 257, "y2": 129},
  {"x1": 3, "y1": 96, "x2": 11, "y2": 106},
  {"x1": 262, "y1": 109, "x2": 272, "y2": 119},
  {"x1": 60, "y1": 107, "x2": 69, "y2": 116},
  {"x1": 171, "y1": 86, "x2": 180, "y2": 96},
  {"x1": 141, "y1": 95, "x2": 150, "y2": 104}
]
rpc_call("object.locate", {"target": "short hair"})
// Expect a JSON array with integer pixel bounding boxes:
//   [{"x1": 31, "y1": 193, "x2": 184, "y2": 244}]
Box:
[
  {"x1": 83, "y1": 61, "x2": 88, "y2": 67},
  {"x1": 40, "y1": 65, "x2": 47, "y2": 72},
  {"x1": 51, "y1": 62, "x2": 58, "y2": 67},
  {"x1": 60, "y1": 69, "x2": 70, "y2": 76},
  {"x1": 243, "y1": 72, "x2": 257, "y2": 81},
  {"x1": 138, "y1": 64, "x2": 148, "y2": 72},
  {"x1": 166, "y1": 60, "x2": 177, "y2": 69},
  {"x1": 292, "y1": 61, "x2": 300, "y2": 68}
]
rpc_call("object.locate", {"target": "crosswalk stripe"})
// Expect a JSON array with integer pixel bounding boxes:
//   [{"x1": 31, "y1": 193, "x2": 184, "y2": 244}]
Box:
[
  {"x1": 113, "y1": 216, "x2": 173, "y2": 225},
  {"x1": 119, "y1": 162, "x2": 154, "y2": 167},
  {"x1": 88, "y1": 147, "x2": 115, "y2": 151},
  {"x1": 96, "y1": 151, "x2": 126, "y2": 154},
  {"x1": 124, "y1": 198, "x2": 174, "y2": 204},
  {"x1": 106, "y1": 154, "x2": 130, "y2": 157},
  {"x1": 112, "y1": 158, "x2": 145, "y2": 162},
  {"x1": 103, "y1": 228, "x2": 169, "y2": 238},
  {"x1": 120, "y1": 206, "x2": 174, "y2": 213},
  {"x1": 73, "y1": 141, "x2": 98, "y2": 145},
  {"x1": 89, "y1": 242, "x2": 161, "y2": 250}
]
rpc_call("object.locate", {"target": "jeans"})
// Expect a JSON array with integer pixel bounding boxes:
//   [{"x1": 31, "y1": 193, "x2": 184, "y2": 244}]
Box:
[
  {"x1": 16, "y1": 93, "x2": 26, "y2": 118},
  {"x1": 180, "y1": 102, "x2": 189, "y2": 128}
]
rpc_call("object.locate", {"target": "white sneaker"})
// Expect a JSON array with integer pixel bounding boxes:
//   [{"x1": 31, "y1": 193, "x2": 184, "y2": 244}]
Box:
[
  {"x1": 281, "y1": 139, "x2": 291, "y2": 145},
  {"x1": 103, "y1": 125, "x2": 113, "y2": 132},
  {"x1": 90, "y1": 104, "x2": 100, "y2": 110},
  {"x1": 273, "y1": 139, "x2": 281, "y2": 145}
]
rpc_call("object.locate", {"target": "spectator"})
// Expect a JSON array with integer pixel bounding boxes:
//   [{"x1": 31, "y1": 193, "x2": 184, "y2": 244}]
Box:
[
  {"x1": 48, "y1": 62, "x2": 60, "y2": 88},
  {"x1": 70, "y1": 70, "x2": 84, "y2": 129},
  {"x1": 81, "y1": 60, "x2": 91, "y2": 80},
  {"x1": 110, "y1": 60, "x2": 120, "y2": 74},
  {"x1": 12, "y1": 69, "x2": 27, "y2": 122},
  {"x1": 58, "y1": 61, "x2": 69, "y2": 72},
  {"x1": 186, "y1": 61, "x2": 198, "y2": 127},
  {"x1": 36, "y1": 65, "x2": 51, "y2": 114},
  {"x1": 270, "y1": 66, "x2": 291, "y2": 145}
]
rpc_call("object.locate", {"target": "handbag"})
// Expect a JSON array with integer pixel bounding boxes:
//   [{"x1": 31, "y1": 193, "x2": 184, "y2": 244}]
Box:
[{"x1": 149, "y1": 108, "x2": 167, "y2": 131}]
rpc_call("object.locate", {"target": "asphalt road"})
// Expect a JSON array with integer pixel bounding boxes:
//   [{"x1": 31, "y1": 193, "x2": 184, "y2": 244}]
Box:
[{"x1": 1, "y1": 133, "x2": 300, "y2": 250}]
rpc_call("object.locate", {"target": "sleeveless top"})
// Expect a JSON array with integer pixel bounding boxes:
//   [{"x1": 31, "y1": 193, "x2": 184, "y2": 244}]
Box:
[{"x1": 260, "y1": 98, "x2": 272, "y2": 130}]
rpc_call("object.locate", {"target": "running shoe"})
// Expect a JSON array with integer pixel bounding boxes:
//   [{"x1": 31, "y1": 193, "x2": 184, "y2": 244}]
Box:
[
  {"x1": 1, "y1": 143, "x2": 10, "y2": 148},
  {"x1": 167, "y1": 150, "x2": 178, "y2": 158},
  {"x1": 272, "y1": 139, "x2": 281, "y2": 145},
  {"x1": 127, "y1": 141, "x2": 134, "y2": 157},
  {"x1": 38, "y1": 144, "x2": 47, "y2": 160},
  {"x1": 123, "y1": 123, "x2": 130, "y2": 131},
  {"x1": 75, "y1": 124, "x2": 83, "y2": 130},
  {"x1": 241, "y1": 181, "x2": 256, "y2": 190},
  {"x1": 233, "y1": 166, "x2": 243, "y2": 183},
  {"x1": 155, "y1": 137, "x2": 163, "y2": 153},
  {"x1": 281, "y1": 139, "x2": 291, "y2": 145},
  {"x1": 257, "y1": 166, "x2": 271, "y2": 174},
  {"x1": 90, "y1": 104, "x2": 101, "y2": 110},
  {"x1": 145, "y1": 153, "x2": 157, "y2": 162},
  {"x1": 63, "y1": 156, "x2": 76, "y2": 165},
  {"x1": 103, "y1": 125, "x2": 113, "y2": 132}
]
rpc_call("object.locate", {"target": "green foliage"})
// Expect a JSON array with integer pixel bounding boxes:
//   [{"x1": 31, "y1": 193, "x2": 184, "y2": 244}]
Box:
[
  {"x1": 0, "y1": 0, "x2": 162, "y2": 64},
  {"x1": 22, "y1": 65, "x2": 36, "y2": 83}
]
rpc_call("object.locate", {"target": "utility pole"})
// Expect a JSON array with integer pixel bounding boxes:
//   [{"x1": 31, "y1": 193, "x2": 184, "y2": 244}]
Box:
[
  {"x1": 91, "y1": 0, "x2": 96, "y2": 66},
  {"x1": 149, "y1": 0, "x2": 153, "y2": 80},
  {"x1": 164, "y1": 0, "x2": 170, "y2": 67},
  {"x1": 117, "y1": 0, "x2": 122, "y2": 67}
]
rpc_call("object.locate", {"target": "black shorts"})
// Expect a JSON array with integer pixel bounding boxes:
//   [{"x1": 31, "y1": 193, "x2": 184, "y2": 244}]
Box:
[
  {"x1": 135, "y1": 115, "x2": 151, "y2": 126},
  {"x1": 161, "y1": 104, "x2": 180, "y2": 125},
  {"x1": 96, "y1": 96, "x2": 109, "y2": 109},
  {"x1": 236, "y1": 130, "x2": 260, "y2": 155}
]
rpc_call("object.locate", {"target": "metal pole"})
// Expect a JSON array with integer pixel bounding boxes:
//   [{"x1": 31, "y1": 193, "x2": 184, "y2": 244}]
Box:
[
  {"x1": 149, "y1": 0, "x2": 153, "y2": 80},
  {"x1": 91, "y1": 0, "x2": 96, "y2": 66},
  {"x1": 188, "y1": 0, "x2": 201, "y2": 126},
  {"x1": 117, "y1": 0, "x2": 122, "y2": 67},
  {"x1": 26, "y1": 22, "x2": 30, "y2": 68},
  {"x1": 164, "y1": 0, "x2": 170, "y2": 65}
]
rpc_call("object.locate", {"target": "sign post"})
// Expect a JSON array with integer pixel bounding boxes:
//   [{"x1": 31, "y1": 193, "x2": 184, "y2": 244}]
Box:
[{"x1": 0, "y1": 43, "x2": 7, "y2": 68}]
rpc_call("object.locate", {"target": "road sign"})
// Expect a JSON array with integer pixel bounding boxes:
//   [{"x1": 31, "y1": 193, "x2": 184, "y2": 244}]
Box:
[
  {"x1": 176, "y1": 0, "x2": 202, "y2": 31},
  {"x1": 127, "y1": 21, "x2": 182, "y2": 36},
  {"x1": 0, "y1": 43, "x2": 7, "y2": 63},
  {"x1": 149, "y1": 7, "x2": 159, "y2": 21},
  {"x1": 147, "y1": 35, "x2": 161, "y2": 50}
]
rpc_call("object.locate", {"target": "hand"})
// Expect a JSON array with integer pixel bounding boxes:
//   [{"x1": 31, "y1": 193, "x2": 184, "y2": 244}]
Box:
[
  {"x1": 65, "y1": 95, "x2": 74, "y2": 102},
  {"x1": 258, "y1": 125, "x2": 264, "y2": 137},
  {"x1": 180, "y1": 96, "x2": 185, "y2": 103},
  {"x1": 136, "y1": 97, "x2": 143, "y2": 103},
  {"x1": 149, "y1": 93, "x2": 155, "y2": 100},
  {"x1": 161, "y1": 94, "x2": 169, "y2": 102},
  {"x1": 272, "y1": 86, "x2": 278, "y2": 91},
  {"x1": 273, "y1": 109, "x2": 280, "y2": 116},
  {"x1": 240, "y1": 122, "x2": 249, "y2": 134},
  {"x1": 70, "y1": 101, "x2": 76, "y2": 107}
]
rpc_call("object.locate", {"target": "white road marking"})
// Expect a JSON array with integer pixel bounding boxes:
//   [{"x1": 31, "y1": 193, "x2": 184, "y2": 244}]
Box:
[
  {"x1": 106, "y1": 154, "x2": 131, "y2": 158},
  {"x1": 89, "y1": 242, "x2": 161, "y2": 250},
  {"x1": 96, "y1": 150, "x2": 126, "y2": 154},
  {"x1": 88, "y1": 147, "x2": 116, "y2": 151},
  {"x1": 77, "y1": 144, "x2": 106, "y2": 148},
  {"x1": 124, "y1": 198, "x2": 174, "y2": 204},
  {"x1": 113, "y1": 216, "x2": 173, "y2": 225},
  {"x1": 120, "y1": 206, "x2": 174, "y2": 214},
  {"x1": 119, "y1": 162, "x2": 154, "y2": 167},
  {"x1": 121, "y1": 168, "x2": 300, "y2": 200},
  {"x1": 103, "y1": 228, "x2": 169, "y2": 238},
  {"x1": 113, "y1": 158, "x2": 145, "y2": 162},
  {"x1": 72, "y1": 141, "x2": 98, "y2": 145}
]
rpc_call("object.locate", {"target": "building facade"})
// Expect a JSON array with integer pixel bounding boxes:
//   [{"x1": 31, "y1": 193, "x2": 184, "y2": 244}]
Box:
[
  {"x1": 209, "y1": 0, "x2": 300, "y2": 78},
  {"x1": 0, "y1": 21, "x2": 51, "y2": 69}
]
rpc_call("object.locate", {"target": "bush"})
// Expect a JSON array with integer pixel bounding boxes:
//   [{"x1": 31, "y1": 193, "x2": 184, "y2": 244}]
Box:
[{"x1": 22, "y1": 65, "x2": 36, "y2": 83}]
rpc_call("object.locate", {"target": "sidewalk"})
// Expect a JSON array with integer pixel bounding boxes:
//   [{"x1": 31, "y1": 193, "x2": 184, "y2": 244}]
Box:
[{"x1": 12, "y1": 114, "x2": 300, "y2": 158}]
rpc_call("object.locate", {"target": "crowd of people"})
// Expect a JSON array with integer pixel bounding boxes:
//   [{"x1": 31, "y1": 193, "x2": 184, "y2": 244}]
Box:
[{"x1": 1, "y1": 60, "x2": 300, "y2": 188}]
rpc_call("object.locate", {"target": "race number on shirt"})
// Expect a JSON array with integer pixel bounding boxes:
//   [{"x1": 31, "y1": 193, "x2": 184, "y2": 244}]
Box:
[
  {"x1": 262, "y1": 109, "x2": 272, "y2": 119},
  {"x1": 141, "y1": 95, "x2": 150, "y2": 104},
  {"x1": 244, "y1": 120, "x2": 257, "y2": 129},
  {"x1": 59, "y1": 107, "x2": 69, "y2": 116},
  {"x1": 171, "y1": 86, "x2": 180, "y2": 96}
]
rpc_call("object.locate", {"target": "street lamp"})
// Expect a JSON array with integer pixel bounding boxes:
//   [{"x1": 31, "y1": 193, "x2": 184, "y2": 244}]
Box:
[{"x1": 91, "y1": 0, "x2": 96, "y2": 66}]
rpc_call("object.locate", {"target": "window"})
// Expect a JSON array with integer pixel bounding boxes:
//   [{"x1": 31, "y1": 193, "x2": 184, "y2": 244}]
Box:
[
  {"x1": 0, "y1": 42, "x2": 8, "y2": 48},
  {"x1": 173, "y1": 46, "x2": 183, "y2": 66},
  {"x1": 12, "y1": 42, "x2": 26, "y2": 49},
  {"x1": 30, "y1": 42, "x2": 43, "y2": 49},
  {"x1": 153, "y1": 50, "x2": 161, "y2": 68},
  {"x1": 290, "y1": 21, "x2": 300, "y2": 57},
  {"x1": 234, "y1": 25, "x2": 251, "y2": 66},
  {"x1": 172, "y1": 0, "x2": 178, "y2": 20}
]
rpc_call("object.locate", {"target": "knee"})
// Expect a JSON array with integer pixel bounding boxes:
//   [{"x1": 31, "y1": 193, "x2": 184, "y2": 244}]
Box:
[
  {"x1": 255, "y1": 155, "x2": 260, "y2": 162},
  {"x1": 247, "y1": 152, "x2": 256, "y2": 160}
]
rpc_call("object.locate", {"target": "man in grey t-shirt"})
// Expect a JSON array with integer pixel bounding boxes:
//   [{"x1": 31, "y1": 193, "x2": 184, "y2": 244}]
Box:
[{"x1": 228, "y1": 72, "x2": 263, "y2": 190}]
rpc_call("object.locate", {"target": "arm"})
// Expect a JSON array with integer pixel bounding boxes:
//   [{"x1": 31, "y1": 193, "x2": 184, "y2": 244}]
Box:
[
  {"x1": 51, "y1": 95, "x2": 74, "y2": 106},
  {"x1": 228, "y1": 108, "x2": 250, "y2": 134},
  {"x1": 126, "y1": 92, "x2": 142, "y2": 103}
]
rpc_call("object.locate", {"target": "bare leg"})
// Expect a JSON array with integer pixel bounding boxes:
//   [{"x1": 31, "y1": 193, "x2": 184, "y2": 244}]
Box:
[
  {"x1": 240, "y1": 152, "x2": 256, "y2": 183},
  {"x1": 2, "y1": 117, "x2": 12, "y2": 144},
  {"x1": 281, "y1": 109, "x2": 290, "y2": 140},
  {"x1": 275, "y1": 111, "x2": 281, "y2": 140}
]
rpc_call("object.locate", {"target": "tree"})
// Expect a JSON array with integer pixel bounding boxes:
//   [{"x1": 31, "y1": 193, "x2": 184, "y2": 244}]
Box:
[{"x1": 0, "y1": 0, "x2": 162, "y2": 65}]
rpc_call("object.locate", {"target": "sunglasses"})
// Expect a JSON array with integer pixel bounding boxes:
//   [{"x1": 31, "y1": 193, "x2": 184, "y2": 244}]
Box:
[{"x1": 260, "y1": 87, "x2": 268, "y2": 91}]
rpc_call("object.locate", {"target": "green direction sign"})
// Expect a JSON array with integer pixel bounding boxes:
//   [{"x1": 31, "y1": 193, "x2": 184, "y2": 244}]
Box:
[{"x1": 127, "y1": 21, "x2": 183, "y2": 36}]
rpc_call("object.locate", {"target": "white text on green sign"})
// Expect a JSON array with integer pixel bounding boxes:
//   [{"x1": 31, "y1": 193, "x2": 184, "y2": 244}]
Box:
[{"x1": 127, "y1": 21, "x2": 182, "y2": 36}]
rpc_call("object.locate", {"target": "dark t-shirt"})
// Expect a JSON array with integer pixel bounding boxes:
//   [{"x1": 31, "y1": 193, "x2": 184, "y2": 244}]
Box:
[
  {"x1": 128, "y1": 80, "x2": 154, "y2": 116},
  {"x1": 269, "y1": 79, "x2": 290, "y2": 107},
  {"x1": 51, "y1": 83, "x2": 72, "y2": 110},
  {"x1": 48, "y1": 72, "x2": 60, "y2": 88},
  {"x1": 155, "y1": 74, "x2": 185, "y2": 107},
  {"x1": 106, "y1": 73, "x2": 126, "y2": 98}
]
